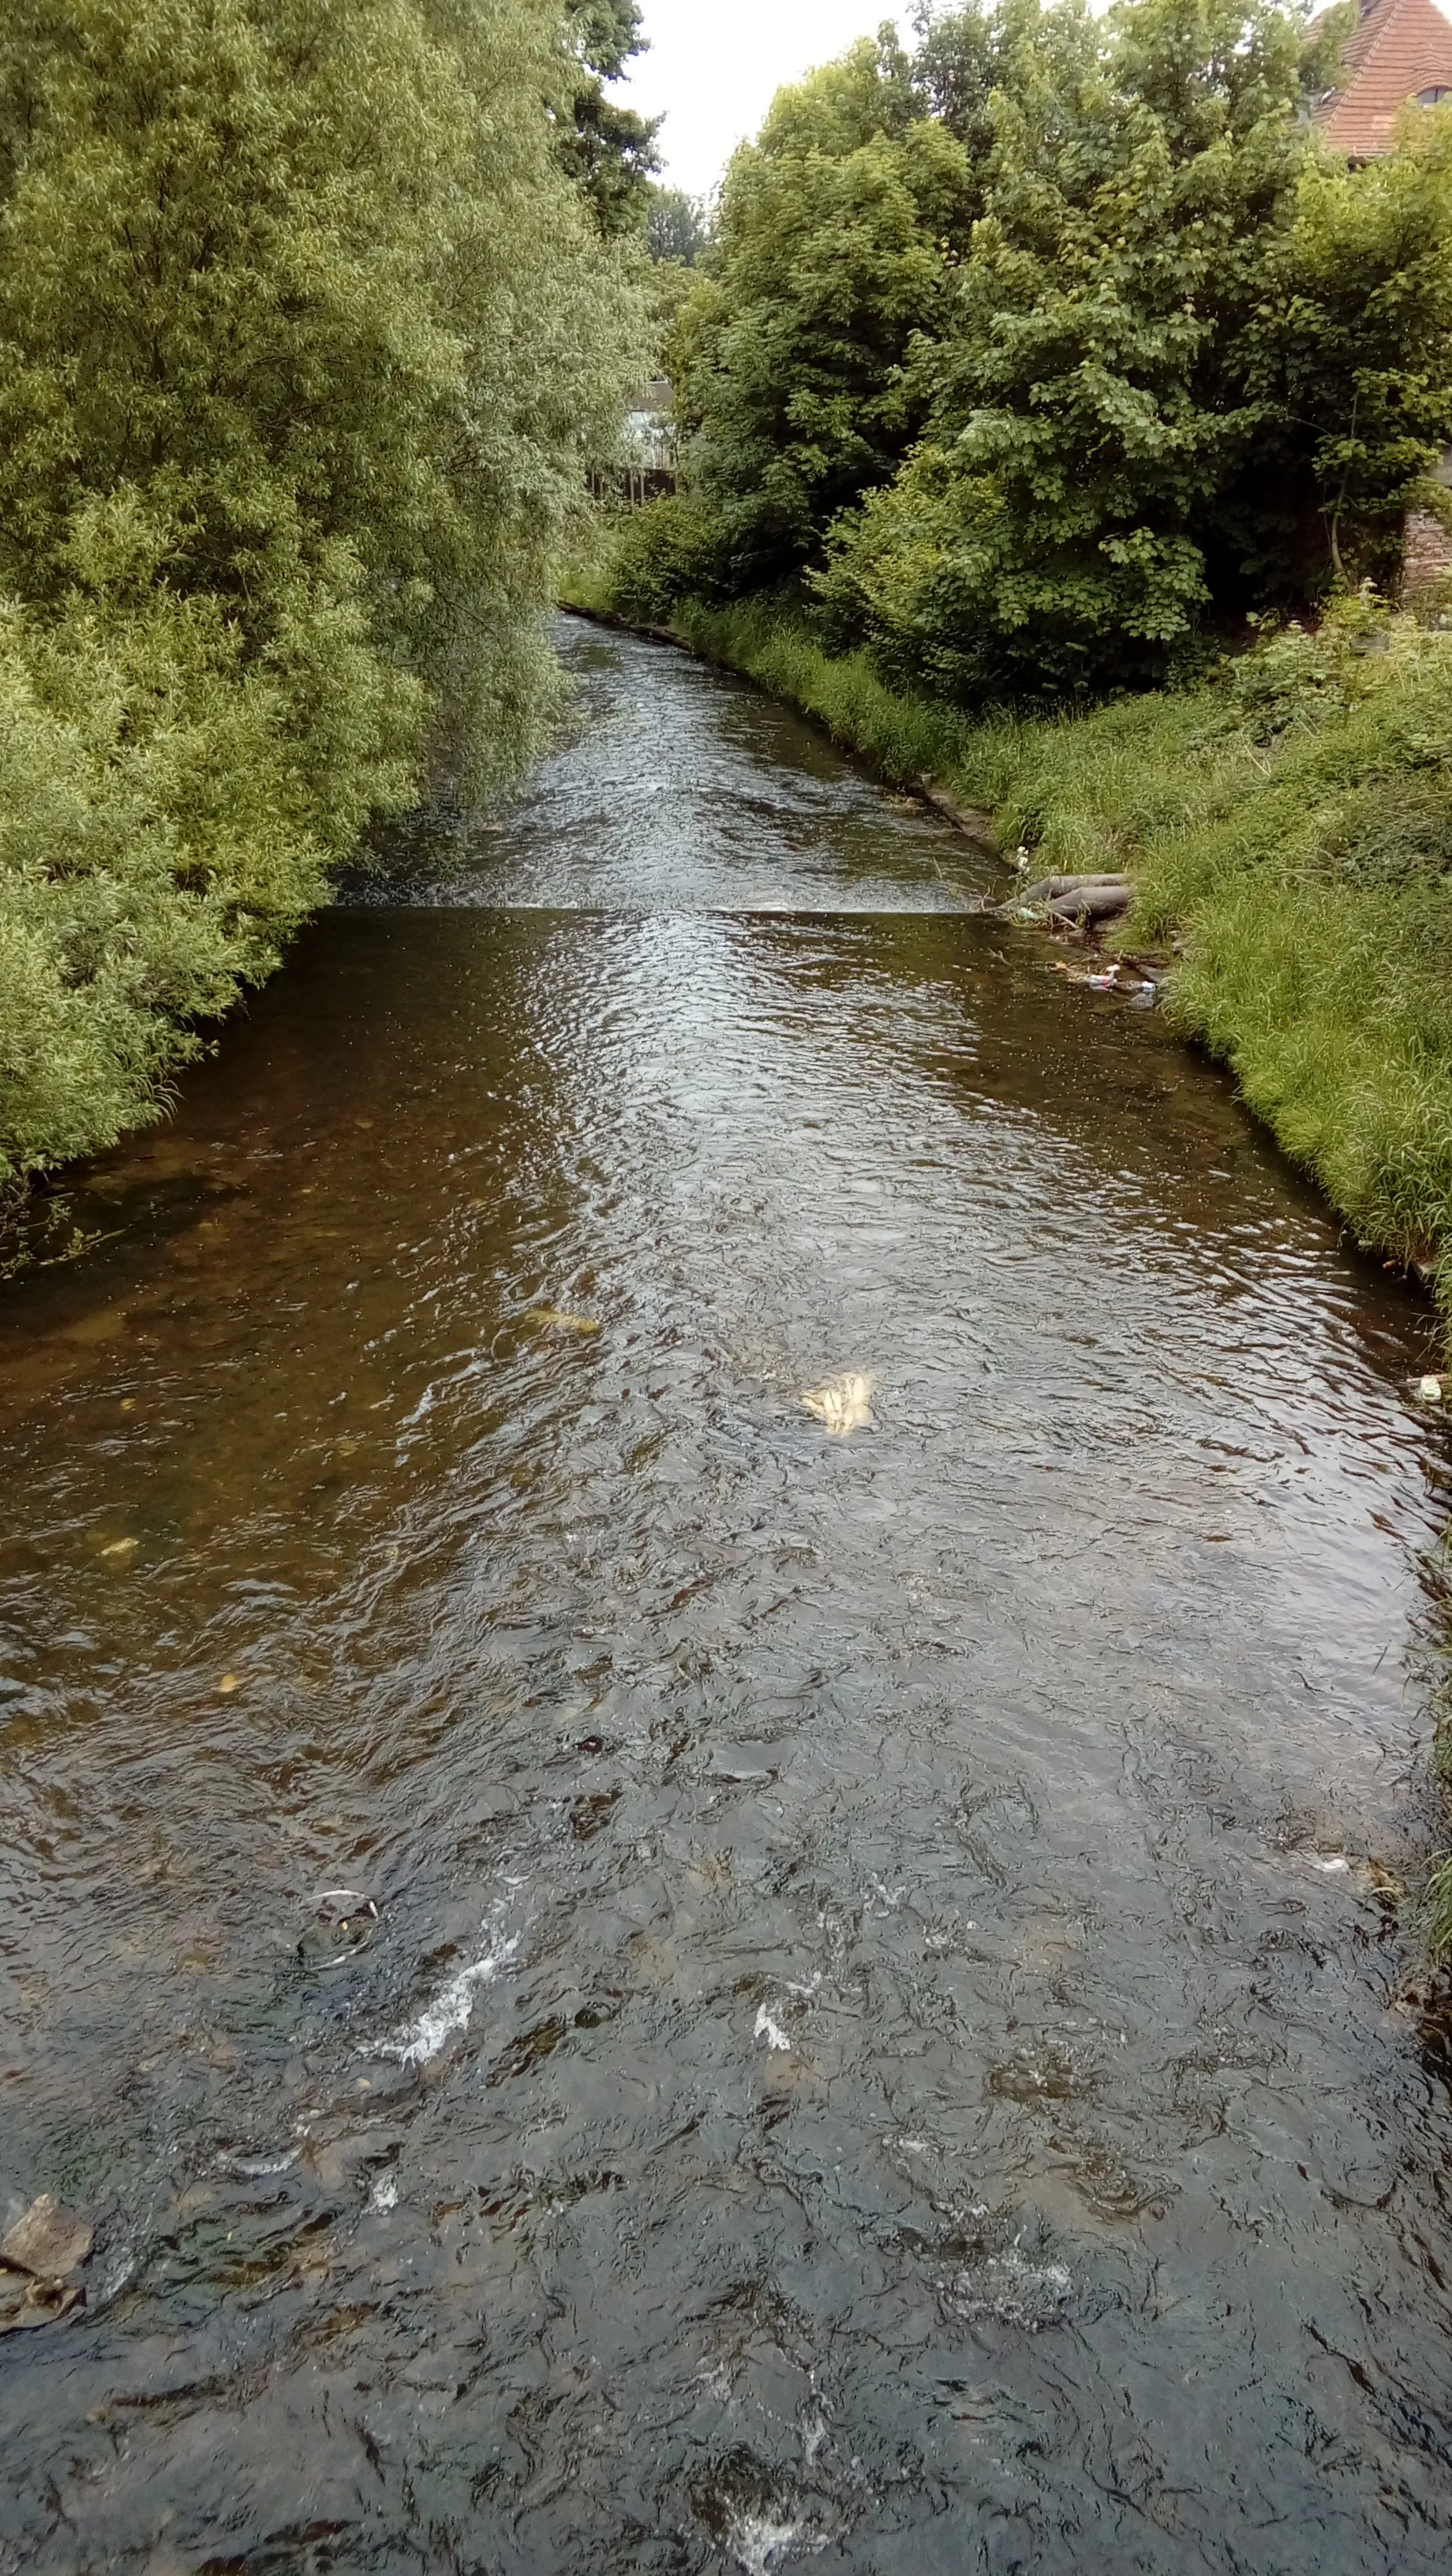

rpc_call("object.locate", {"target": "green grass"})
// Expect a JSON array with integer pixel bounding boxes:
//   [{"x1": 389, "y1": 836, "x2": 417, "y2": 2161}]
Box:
[
  {"x1": 1431, "y1": 1849, "x2": 1452, "y2": 1961},
  {"x1": 1431, "y1": 1700, "x2": 1452, "y2": 1964}
]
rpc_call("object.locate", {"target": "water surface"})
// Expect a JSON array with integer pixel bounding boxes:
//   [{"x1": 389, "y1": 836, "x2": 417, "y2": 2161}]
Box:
[{"x1": 2, "y1": 620, "x2": 1450, "y2": 2574}]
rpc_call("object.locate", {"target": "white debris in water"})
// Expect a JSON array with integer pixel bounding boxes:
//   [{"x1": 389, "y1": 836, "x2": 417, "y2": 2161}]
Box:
[
  {"x1": 384, "y1": 1933, "x2": 520, "y2": 2066},
  {"x1": 945, "y1": 2245, "x2": 1072, "y2": 2331},
  {"x1": 724, "y1": 2510, "x2": 830, "y2": 2575},
  {"x1": 754, "y1": 2003, "x2": 791, "y2": 2052},
  {"x1": 865, "y1": 1876, "x2": 906, "y2": 1913},
  {"x1": 799, "y1": 1372, "x2": 875, "y2": 1436}
]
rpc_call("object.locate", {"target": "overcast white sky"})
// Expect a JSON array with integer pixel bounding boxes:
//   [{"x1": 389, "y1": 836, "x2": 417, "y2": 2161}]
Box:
[
  {"x1": 623, "y1": 0, "x2": 1452, "y2": 199},
  {"x1": 622, "y1": 3, "x2": 915, "y2": 200}
]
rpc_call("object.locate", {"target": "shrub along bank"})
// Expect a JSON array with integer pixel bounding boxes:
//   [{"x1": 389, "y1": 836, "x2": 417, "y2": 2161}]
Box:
[{"x1": 0, "y1": 0, "x2": 645, "y2": 1200}]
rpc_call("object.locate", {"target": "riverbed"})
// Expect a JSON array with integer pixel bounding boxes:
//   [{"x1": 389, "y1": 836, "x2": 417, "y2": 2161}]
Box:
[{"x1": 1, "y1": 617, "x2": 1450, "y2": 2572}]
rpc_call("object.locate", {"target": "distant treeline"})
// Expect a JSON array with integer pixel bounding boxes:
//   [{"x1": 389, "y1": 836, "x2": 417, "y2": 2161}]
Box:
[
  {"x1": 0, "y1": 0, "x2": 648, "y2": 1190},
  {"x1": 612, "y1": 0, "x2": 1452, "y2": 695}
]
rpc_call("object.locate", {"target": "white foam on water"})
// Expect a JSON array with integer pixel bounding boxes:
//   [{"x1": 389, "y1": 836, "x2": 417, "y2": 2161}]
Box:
[
  {"x1": 95, "y1": 2250, "x2": 137, "y2": 2307},
  {"x1": 384, "y1": 1932, "x2": 520, "y2": 2067},
  {"x1": 948, "y1": 2245, "x2": 1072, "y2": 2330},
  {"x1": 754, "y1": 2003, "x2": 791, "y2": 2052}
]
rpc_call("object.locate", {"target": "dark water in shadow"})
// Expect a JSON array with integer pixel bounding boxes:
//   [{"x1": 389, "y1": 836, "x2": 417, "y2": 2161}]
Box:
[{"x1": 2, "y1": 620, "x2": 1450, "y2": 2574}]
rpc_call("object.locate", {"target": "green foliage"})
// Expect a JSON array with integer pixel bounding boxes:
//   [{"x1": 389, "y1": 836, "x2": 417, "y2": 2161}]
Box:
[
  {"x1": 917, "y1": 0, "x2": 1310, "y2": 687},
  {"x1": 1429, "y1": 1856, "x2": 1452, "y2": 1964},
  {"x1": 1236, "y1": 115, "x2": 1452, "y2": 589},
  {"x1": 671, "y1": 36, "x2": 972, "y2": 590},
  {"x1": 651, "y1": 0, "x2": 1452, "y2": 698},
  {"x1": 606, "y1": 496, "x2": 732, "y2": 626},
  {"x1": 911, "y1": 0, "x2": 1021, "y2": 189},
  {"x1": 0, "y1": 563, "x2": 411, "y2": 1172},
  {"x1": 0, "y1": 0, "x2": 644, "y2": 1182},
  {"x1": 559, "y1": 0, "x2": 661, "y2": 239},
  {"x1": 820, "y1": 0, "x2": 1340, "y2": 693},
  {"x1": 647, "y1": 185, "x2": 709, "y2": 265}
]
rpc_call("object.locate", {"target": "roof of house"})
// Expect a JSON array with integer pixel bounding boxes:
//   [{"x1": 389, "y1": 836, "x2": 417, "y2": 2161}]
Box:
[{"x1": 1312, "y1": 0, "x2": 1452, "y2": 155}]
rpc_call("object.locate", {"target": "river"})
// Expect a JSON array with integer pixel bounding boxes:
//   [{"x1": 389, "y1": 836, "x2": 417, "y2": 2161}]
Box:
[{"x1": 1, "y1": 616, "x2": 1450, "y2": 2573}]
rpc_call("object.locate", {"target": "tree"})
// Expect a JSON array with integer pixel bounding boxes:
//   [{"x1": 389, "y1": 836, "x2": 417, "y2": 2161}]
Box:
[
  {"x1": 647, "y1": 185, "x2": 710, "y2": 265},
  {"x1": 559, "y1": 0, "x2": 661, "y2": 238},
  {"x1": 1234, "y1": 105, "x2": 1452, "y2": 592},
  {"x1": 821, "y1": 0, "x2": 1451, "y2": 695},
  {"x1": 673, "y1": 36, "x2": 972, "y2": 590},
  {"x1": 612, "y1": 0, "x2": 1452, "y2": 688},
  {"x1": 0, "y1": 0, "x2": 646, "y2": 1181}
]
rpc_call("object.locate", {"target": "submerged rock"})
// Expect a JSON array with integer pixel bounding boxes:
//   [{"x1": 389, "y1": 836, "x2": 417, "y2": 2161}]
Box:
[{"x1": 0, "y1": 2195, "x2": 93, "y2": 2334}]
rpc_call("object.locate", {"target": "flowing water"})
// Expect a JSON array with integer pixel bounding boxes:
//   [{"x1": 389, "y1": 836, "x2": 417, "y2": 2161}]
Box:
[{"x1": 2, "y1": 618, "x2": 1451, "y2": 2574}]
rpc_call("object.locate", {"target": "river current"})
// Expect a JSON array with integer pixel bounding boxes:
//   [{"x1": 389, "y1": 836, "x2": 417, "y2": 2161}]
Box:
[{"x1": 1, "y1": 618, "x2": 1450, "y2": 2572}]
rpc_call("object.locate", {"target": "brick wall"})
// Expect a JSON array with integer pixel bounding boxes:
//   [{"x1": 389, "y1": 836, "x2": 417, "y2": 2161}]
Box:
[{"x1": 1401, "y1": 504, "x2": 1452, "y2": 603}]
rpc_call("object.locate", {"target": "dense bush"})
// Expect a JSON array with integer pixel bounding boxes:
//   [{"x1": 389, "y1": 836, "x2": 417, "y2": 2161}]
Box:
[
  {"x1": 0, "y1": 0, "x2": 643, "y2": 1183},
  {"x1": 670, "y1": 36, "x2": 971, "y2": 592},
  {"x1": 822, "y1": 2, "x2": 1452, "y2": 694},
  {"x1": 619, "y1": 0, "x2": 1452, "y2": 697},
  {"x1": 604, "y1": 495, "x2": 731, "y2": 624}
]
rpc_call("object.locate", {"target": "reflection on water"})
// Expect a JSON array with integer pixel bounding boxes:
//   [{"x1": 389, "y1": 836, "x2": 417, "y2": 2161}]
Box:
[{"x1": 1, "y1": 620, "x2": 1450, "y2": 2573}]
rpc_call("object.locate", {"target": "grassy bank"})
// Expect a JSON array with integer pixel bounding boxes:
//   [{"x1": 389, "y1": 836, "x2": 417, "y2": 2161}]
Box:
[{"x1": 561, "y1": 557, "x2": 1452, "y2": 1950}]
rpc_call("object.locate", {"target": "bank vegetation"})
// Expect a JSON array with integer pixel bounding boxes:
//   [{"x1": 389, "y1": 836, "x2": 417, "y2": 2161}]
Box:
[{"x1": 0, "y1": 0, "x2": 649, "y2": 1201}]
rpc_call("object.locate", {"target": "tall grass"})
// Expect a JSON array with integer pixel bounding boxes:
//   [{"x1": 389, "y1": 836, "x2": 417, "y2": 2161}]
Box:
[{"x1": 672, "y1": 601, "x2": 996, "y2": 789}]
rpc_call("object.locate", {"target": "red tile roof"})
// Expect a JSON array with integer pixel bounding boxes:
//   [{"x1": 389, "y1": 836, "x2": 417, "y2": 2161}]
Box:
[{"x1": 1312, "y1": 0, "x2": 1452, "y2": 155}]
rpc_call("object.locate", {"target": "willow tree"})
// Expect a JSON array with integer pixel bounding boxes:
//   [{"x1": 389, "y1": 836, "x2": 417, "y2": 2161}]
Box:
[{"x1": 0, "y1": 0, "x2": 644, "y2": 1180}]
